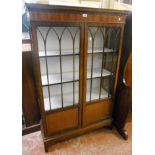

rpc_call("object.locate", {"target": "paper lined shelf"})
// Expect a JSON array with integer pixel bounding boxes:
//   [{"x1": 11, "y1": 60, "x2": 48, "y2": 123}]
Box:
[
  {"x1": 86, "y1": 88, "x2": 110, "y2": 102},
  {"x1": 39, "y1": 49, "x2": 79, "y2": 57},
  {"x1": 44, "y1": 87, "x2": 109, "y2": 111},
  {"x1": 87, "y1": 68, "x2": 111, "y2": 79},
  {"x1": 88, "y1": 48, "x2": 116, "y2": 54},
  {"x1": 44, "y1": 91, "x2": 79, "y2": 111},
  {"x1": 41, "y1": 71, "x2": 79, "y2": 86},
  {"x1": 41, "y1": 68, "x2": 111, "y2": 86},
  {"x1": 39, "y1": 47, "x2": 115, "y2": 57}
]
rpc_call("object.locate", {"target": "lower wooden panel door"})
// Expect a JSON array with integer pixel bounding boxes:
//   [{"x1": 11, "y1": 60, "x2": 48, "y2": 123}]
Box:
[
  {"x1": 83, "y1": 24, "x2": 122, "y2": 126},
  {"x1": 45, "y1": 107, "x2": 79, "y2": 134}
]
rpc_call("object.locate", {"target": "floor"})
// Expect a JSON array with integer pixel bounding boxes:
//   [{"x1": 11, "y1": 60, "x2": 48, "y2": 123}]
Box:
[{"x1": 22, "y1": 122, "x2": 132, "y2": 155}]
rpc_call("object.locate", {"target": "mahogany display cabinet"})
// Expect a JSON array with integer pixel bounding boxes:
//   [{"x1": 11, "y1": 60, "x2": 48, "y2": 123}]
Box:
[{"x1": 26, "y1": 3, "x2": 130, "y2": 152}]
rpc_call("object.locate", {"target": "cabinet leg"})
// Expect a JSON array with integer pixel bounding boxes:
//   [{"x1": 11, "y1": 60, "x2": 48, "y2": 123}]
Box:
[
  {"x1": 44, "y1": 143, "x2": 48, "y2": 153},
  {"x1": 117, "y1": 128, "x2": 128, "y2": 140}
]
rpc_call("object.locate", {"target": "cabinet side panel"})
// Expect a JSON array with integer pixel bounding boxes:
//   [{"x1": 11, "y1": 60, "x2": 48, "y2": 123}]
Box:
[
  {"x1": 22, "y1": 52, "x2": 41, "y2": 126},
  {"x1": 31, "y1": 24, "x2": 48, "y2": 135}
]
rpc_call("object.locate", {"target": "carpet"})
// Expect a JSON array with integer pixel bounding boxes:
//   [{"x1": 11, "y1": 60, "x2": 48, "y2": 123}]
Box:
[{"x1": 22, "y1": 122, "x2": 131, "y2": 155}]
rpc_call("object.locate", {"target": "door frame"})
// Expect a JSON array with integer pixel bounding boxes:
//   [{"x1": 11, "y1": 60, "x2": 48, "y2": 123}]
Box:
[
  {"x1": 82, "y1": 22, "x2": 125, "y2": 126},
  {"x1": 31, "y1": 21, "x2": 84, "y2": 137}
]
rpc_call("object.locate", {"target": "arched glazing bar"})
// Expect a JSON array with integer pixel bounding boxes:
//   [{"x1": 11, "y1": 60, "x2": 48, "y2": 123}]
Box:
[
  {"x1": 38, "y1": 27, "x2": 66, "y2": 109},
  {"x1": 66, "y1": 27, "x2": 80, "y2": 105},
  {"x1": 37, "y1": 27, "x2": 52, "y2": 110},
  {"x1": 38, "y1": 26, "x2": 80, "y2": 110},
  {"x1": 87, "y1": 26, "x2": 121, "y2": 103},
  {"x1": 99, "y1": 27, "x2": 108, "y2": 100},
  {"x1": 88, "y1": 27, "x2": 100, "y2": 102}
]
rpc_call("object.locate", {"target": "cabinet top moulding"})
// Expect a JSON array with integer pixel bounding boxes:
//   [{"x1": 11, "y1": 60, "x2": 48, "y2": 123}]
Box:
[
  {"x1": 26, "y1": 3, "x2": 131, "y2": 24},
  {"x1": 26, "y1": 3, "x2": 131, "y2": 15}
]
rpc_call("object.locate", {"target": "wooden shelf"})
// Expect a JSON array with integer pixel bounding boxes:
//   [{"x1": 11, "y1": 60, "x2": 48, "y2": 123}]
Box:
[{"x1": 41, "y1": 68, "x2": 111, "y2": 86}]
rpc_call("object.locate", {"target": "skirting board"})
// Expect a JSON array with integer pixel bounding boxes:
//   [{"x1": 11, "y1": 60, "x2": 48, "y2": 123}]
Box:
[{"x1": 22, "y1": 124, "x2": 40, "y2": 136}]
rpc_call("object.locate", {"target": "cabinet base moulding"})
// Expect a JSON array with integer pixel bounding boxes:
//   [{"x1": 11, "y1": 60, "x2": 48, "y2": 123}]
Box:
[{"x1": 41, "y1": 118, "x2": 112, "y2": 152}]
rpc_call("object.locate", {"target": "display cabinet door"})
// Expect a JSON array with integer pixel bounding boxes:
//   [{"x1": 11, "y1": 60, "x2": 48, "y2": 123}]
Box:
[
  {"x1": 32, "y1": 24, "x2": 83, "y2": 135},
  {"x1": 83, "y1": 24, "x2": 122, "y2": 126}
]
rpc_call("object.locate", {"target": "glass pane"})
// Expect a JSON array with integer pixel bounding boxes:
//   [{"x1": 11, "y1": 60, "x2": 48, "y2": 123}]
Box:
[
  {"x1": 61, "y1": 55, "x2": 79, "y2": 82},
  {"x1": 86, "y1": 78, "x2": 110, "y2": 102},
  {"x1": 63, "y1": 81, "x2": 79, "y2": 107},
  {"x1": 43, "y1": 85, "x2": 62, "y2": 111},
  {"x1": 37, "y1": 26, "x2": 80, "y2": 111},
  {"x1": 87, "y1": 27, "x2": 120, "y2": 103}
]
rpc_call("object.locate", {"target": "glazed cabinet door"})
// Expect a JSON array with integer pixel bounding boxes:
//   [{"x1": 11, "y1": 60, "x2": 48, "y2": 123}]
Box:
[
  {"x1": 32, "y1": 24, "x2": 83, "y2": 136},
  {"x1": 83, "y1": 24, "x2": 122, "y2": 126}
]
